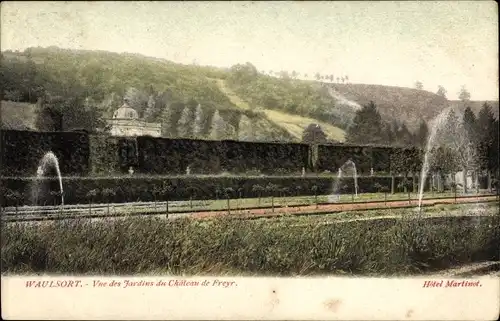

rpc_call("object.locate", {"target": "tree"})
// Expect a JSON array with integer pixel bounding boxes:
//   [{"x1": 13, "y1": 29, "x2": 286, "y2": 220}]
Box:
[
  {"x1": 463, "y1": 106, "x2": 478, "y2": 144},
  {"x1": 252, "y1": 184, "x2": 264, "y2": 206},
  {"x1": 302, "y1": 123, "x2": 327, "y2": 144},
  {"x1": 414, "y1": 81, "x2": 423, "y2": 90},
  {"x1": 437, "y1": 85, "x2": 447, "y2": 98},
  {"x1": 381, "y1": 121, "x2": 395, "y2": 145},
  {"x1": 238, "y1": 114, "x2": 254, "y2": 141},
  {"x1": 178, "y1": 105, "x2": 194, "y2": 138},
  {"x1": 458, "y1": 85, "x2": 471, "y2": 103},
  {"x1": 393, "y1": 122, "x2": 414, "y2": 147},
  {"x1": 416, "y1": 119, "x2": 429, "y2": 149},
  {"x1": 346, "y1": 101, "x2": 383, "y2": 145},
  {"x1": 124, "y1": 87, "x2": 148, "y2": 117},
  {"x1": 229, "y1": 62, "x2": 259, "y2": 85},
  {"x1": 477, "y1": 103, "x2": 498, "y2": 187},
  {"x1": 210, "y1": 110, "x2": 234, "y2": 140},
  {"x1": 143, "y1": 94, "x2": 156, "y2": 121},
  {"x1": 193, "y1": 104, "x2": 204, "y2": 138},
  {"x1": 265, "y1": 183, "x2": 280, "y2": 212},
  {"x1": 397, "y1": 177, "x2": 412, "y2": 204}
]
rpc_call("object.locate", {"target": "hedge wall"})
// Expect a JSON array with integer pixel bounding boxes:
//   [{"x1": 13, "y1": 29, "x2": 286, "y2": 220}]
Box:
[
  {"x1": 0, "y1": 130, "x2": 89, "y2": 177},
  {"x1": 137, "y1": 137, "x2": 310, "y2": 175},
  {"x1": 390, "y1": 147, "x2": 422, "y2": 174},
  {"x1": 1, "y1": 175, "x2": 435, "y2": 207},
  {"x1": 316, "y1": 145, "x2": 372, "y2": 174},
  {"x1": 371, "y1": 147, "x2": 392, "y2": 173},
  {"x1": 88, "y1": 135, "x2": 120, "y2": 175}
]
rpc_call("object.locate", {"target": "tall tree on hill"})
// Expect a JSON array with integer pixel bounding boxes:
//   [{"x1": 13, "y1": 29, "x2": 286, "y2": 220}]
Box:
[
  {"x1": 462, "y1": 106, "x2": 480, "y2": 183},
  {"x1": 346, "y1": 101, "x2": 383, "y2": 145},
  {"x1": 160, "y1": 102, "x2": 183, "y2": 138},
  {"x1": 193, "y1": 104, "x2": 204, "y2": 138},
  {"x1": 414, "y1": 81, "x2": 423, "y2": 90},
  {"x1": 437, "y1": 85, "x2": 447, "y2": 98},
  {"x1": 210, "y1": 110, "x2": 235, "y2": 140},
  {"x1": 458, "y1": 85, "x2": 471, "y2": 104},
  {"x1": 381, "y1": 122, "x2": 395, "y2": 145},
  {"x1": 463, "y1": 106, "x2": 478, "y2": 144},
  {"x1": 302, "y1": 123, "x2": 327, "y2": 144},
  {"x1": 416, "y1": 119, "x2": 429, "y2": 149},
  {"x1": 315, "y1": 72, "x2": 321, "y2": 81},
  {"x1": 124, "y1": 87, "x2": 148, "y2": 117},
  {"x1": 397, "y1": 122, "x2": 414, "y2": 147},
  {"x1": 477, "y1": 103, "x2": 498, "y2": 181},
  {"x1": 178, "y1": 105, "x2": 194, "y2": 138},
  {"x1": 143, "y1": 94, "x2": 156, "y2": 122}
]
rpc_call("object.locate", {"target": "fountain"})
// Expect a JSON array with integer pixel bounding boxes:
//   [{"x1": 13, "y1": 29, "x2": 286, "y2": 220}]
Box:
[
  {"x1": 340, "y1": 159, "x2": 358, "y2": 197},
  {"x1": 34, "y1": 151, "x2": 64, "y2": 206},
  {"x1": 328, "y1": 160, "x2": 359, "y2": 202},
  {"x1": 417, "y1": 107, "x2": 477, "y2": 211}
]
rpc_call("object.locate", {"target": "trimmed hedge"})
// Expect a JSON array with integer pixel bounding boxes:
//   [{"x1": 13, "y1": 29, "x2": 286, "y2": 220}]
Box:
[
  {"x1": 1, "y1": 130, "x2": 89, "y2": 177},
  {"x1": 316, "y1": 145, "x2": 373, "y2": 174},
  {"x1": 137, "y1": 136, "x2": 310, "y2": 175},
  {"x1": 1, "y1": 175, "x2": 433, "y2": 206},
  {"x1": 88, "y1": 135, "x2": 120, "y2": 175},
  {"x1": 4, "y1": 130, "x2": 495, "y2": 180}
]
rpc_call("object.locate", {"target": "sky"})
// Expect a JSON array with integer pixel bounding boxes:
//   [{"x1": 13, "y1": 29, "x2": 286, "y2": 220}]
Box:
[{"x1": 1, "y1": 1, "x2": 498, "y2": 100}]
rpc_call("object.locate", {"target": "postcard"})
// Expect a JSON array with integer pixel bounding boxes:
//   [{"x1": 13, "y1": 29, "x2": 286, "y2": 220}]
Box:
[{"x1": 1, "y1": 1, "x2": 499, "y2": 320}]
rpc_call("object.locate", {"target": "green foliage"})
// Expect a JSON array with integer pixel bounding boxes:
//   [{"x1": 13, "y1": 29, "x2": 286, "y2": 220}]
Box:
[
  {"x1": 346, "y1": 101, "x2": 383, "y2": 145},
  {"x1": 415, "y1": 119, "x2": 429, "y2": 149},
  {"x1": 302, "y1": 123, "x2": 327, "y2": 144},
  {"x1": 226, "y1": 65, "x2": 350, "y2": 130},
  {"x1": 477, "y1": 103, "x2": 498, "y2": 172}
]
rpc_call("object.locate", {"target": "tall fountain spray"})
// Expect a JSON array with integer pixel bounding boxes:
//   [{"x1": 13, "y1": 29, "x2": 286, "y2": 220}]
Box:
[
  {"x1": 335, "y1": 159, "x2": 358, "y2": 197},
  {"x1": 417, "y1": 107, "x2": 476, "y2": 211},
  {"x1": 35, "y1": 151, "x2": 64, "y2": 206},
  {"x1": 417, "y1": 108, "x2": 452, "y2": 211}
]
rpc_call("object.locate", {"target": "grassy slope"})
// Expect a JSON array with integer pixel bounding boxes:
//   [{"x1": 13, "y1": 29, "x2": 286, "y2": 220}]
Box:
[
  {"x1": 214, "y1": 78, "x2": 346, "y2": 142},
  {"x1": 329, "y1": 83, "x2": 451, "y2": 131}
]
